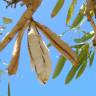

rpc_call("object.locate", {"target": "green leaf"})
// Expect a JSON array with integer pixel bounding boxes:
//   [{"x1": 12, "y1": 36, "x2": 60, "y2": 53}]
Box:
[
  {"x1": 79, "y1": 44, "x2": 89, "y2": 64},
  {"x1": 47, "y1": 43, "x2": 52, "y2": 48},
  {"x1": 71, "y1": 43, "x2": 85, "y2": 49},
  {"x1": 66, "y1": 0, "x2": 77, "y2": 24},
  {"x1": 8, "y1": 81, "x2": 11, "y2": 96},
  {"x1": 76, "y1": 58, "x2": 87, "y2": 79},
  {"x1": 0, "y1": 70, "x2": 4, "y2": 75},
  {"x1": 3, "y1": 17, "x2": 12, "y2": 24},
  {"x1": 71, "y1": 4, "x2": 86, "y2": 29},
  {"x1": 53, "y1": 56, "x2": 66, "y2": 79},
  {"x1": 65, "y1": 65, "x2": 79, "y2": 84},
  {"x1": 65, "y1": 44, "x2": 89, "y2": 84},
  {"x1": 51, "y1": 0, "x2": 65, "y2": 17},
  {"x1": 74, "y1": 32, "x2": 94, "y2": 43},
  {"x1": 89, "y1": 51, "x2": 95, "y2": 67}
]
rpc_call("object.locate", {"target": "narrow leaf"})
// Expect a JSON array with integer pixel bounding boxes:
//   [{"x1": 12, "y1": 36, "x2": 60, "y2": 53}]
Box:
[
  {"x1": 65, "y1": 44, "x2": 89, "y2": 84},
  {"x1": 74, "y1": 32, "x2": 94, "y2": 43},
  {"x1": 0, "y1": 70, "x2": 4, "y2": 75},
  {"x1": 89, "y1": 51, "x2": 95, "y2": 66},
  {"x1": 76, "y1": 58, "x2": 87, "y2": 79},
  {"x1": 53, "y1": 56, "x2": 66, "y2": 79},
  {"x1": 71, "y1": 4, "x2": 86, "y2": 29},
  {"x1": 47, "y1": 43, "x2": 51, "y2": 48},
  {"x1": 66, "y1": 0, "x2": 77, "y2": 24},
  {"x1": 51, "y1": 0, "x2": 65, "y2": 17},
  {"x1": 65, "y1": 65, "x2": 79, "y2": 84},
  {"x1": 79, "y1": 44, "x2": 89, "y2": 64},
  {"x1": 3, "y1": 17, "x2": 12, "y2": 24},
  {"x1": 71, "y1": 43, "x2": 85, "y2": 49}
]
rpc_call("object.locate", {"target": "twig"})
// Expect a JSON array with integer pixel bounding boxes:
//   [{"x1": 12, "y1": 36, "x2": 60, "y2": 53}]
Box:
[
  {"x1": 86, "y1": 14, "x2": 96, "y2": 34},
  {"x1": 0, "y1": 0, "x2": 42, "y2": 51}
]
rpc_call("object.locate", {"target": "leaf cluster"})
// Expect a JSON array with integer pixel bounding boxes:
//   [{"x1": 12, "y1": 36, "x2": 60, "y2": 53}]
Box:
[{"x1": 50, "y1": 0, "x2": 96, "y2": 84}]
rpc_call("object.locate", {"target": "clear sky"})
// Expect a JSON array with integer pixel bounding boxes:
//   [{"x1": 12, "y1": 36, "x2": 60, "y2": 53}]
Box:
[{"x1": 0, "y1": 0, "x2": 96, "y2": 96}]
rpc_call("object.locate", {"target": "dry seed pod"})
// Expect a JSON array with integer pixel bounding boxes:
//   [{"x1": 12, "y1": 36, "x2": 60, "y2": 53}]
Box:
[
  {"x1": 28, "y1": 25, "x2": 52, "y2": 84},
  {"x1": 35, "y1": 21, "x2": 78, "y2": 66},
  {"x1": 8, "y1": 24, "x2": 26, "y2": 75}
]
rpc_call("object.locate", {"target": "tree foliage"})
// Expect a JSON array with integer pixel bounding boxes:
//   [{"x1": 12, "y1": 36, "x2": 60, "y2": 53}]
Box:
[{"x1": 0, "y1": 0, "x2": 96, "y2": 95}]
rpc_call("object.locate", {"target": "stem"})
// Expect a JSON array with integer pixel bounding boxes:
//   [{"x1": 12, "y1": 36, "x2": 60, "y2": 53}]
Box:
[{"x1": 86, "y1": 14, "x2": 96, "y2": 34}]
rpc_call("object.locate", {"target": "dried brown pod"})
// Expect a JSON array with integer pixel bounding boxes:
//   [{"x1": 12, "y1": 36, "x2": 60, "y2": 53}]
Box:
[
  {"x1": 8, "y1": 24, "x2": 27, "y2": 75},
  {"x1": 34, "y1": 21, "x2": 79, "y2": 66},
  {"x1": 28, "y1": 24, "x2": 52, "y2": 84}
]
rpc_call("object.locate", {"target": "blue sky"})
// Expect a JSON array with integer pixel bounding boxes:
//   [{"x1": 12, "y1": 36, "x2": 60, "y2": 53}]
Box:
[{"x1": 0, "y1": 0, "x2": 96, "y2": 96}]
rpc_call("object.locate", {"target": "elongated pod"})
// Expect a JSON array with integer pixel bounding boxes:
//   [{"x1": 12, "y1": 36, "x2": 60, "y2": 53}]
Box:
[
  {"x1": 8, "y1": 24, "x2": 27, "y2": 75},
  {"x1": 34, "y1": 21, "x2": 78, "y2": 66},
  {"x1": 27, "y1": 24, "x2": 52, "y2": 84}
]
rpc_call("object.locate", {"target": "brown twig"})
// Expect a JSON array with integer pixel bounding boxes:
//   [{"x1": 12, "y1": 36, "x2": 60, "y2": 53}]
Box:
[
  {"x1": 0, "y1": 0, "x2": 42, "y2": 51},
  {"x1": 86, "y1": 14, "x2": 96, "y2": 34}
]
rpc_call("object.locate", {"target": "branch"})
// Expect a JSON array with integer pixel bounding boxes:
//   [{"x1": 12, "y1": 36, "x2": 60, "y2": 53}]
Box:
[
  {"x1": 0, "y1": 0, "x2": 41, "y2": 51},
  {"x1": 23, "y1": 0, "x2": 42, "y2": 8},
  {"x1": 86, "y1": 14, "x2": 96, "y2": 34}
]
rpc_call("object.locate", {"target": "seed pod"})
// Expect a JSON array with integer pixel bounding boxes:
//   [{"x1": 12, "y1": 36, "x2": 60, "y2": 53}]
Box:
[
  {"x1": 27, "y1": 25, "x2": 52, "y2": 84},
  {"x1": 8, "y1": 24, "x2": 27, "y2": 75},
  {"x1": 35, "y1": 21, "x2": 79, "y2": 66}
]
